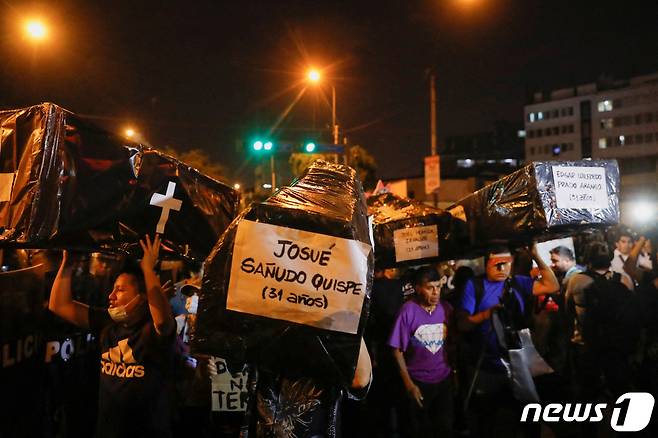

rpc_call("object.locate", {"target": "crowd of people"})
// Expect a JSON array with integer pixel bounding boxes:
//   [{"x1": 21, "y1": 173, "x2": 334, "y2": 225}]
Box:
[
  {"x1": 363, "y1": 225, "x2": 658, "y2": 438},
  {"x1": 4, "y1": 224, "x2": 654, "y2": 437}
]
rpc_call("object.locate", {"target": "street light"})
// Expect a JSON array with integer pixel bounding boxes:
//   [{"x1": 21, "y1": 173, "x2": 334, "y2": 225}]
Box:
[
  {"x1": 25, "y1": 20, "x2": 48, "y2": 41},
  {"x1": 125, "y1": 128, "x2": 136, "y2": 139},
  {"x1": 307, "y1": 69, "x2": 321, "y2": 83},
  {"x1": 306, "y1": 68, "x2": 339, "y2": 146}
]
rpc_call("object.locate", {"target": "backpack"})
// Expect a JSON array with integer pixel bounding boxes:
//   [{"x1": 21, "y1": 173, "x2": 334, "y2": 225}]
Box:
[{"x1": 580, "y1": 271, "x2": 639, "y2": 352}]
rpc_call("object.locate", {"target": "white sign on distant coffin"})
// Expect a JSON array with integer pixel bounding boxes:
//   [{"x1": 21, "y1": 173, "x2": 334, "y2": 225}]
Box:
[
  {"x1": 552, "y1": 166, "x2": 609, "y2": 209},
  {"x1": 393, "y1": 225, "x2": 439, "y2": 262},
  {"x1": 227, "y1": 220, "x2": 371, "y2": 334}
]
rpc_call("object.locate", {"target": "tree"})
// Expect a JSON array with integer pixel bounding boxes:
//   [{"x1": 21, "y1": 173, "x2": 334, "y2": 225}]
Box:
[
  {"x1": 347, "y1": 145, "x2": 377, "y2": 191},
  {"x1": 288, "y1": 153, "x2": 327, "y2": 178},
  {"x1": 161, "y1": 146, "x2": 226, "y2": 182}
]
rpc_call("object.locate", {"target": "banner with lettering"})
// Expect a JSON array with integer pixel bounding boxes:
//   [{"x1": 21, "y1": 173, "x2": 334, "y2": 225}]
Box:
[
  {"x1": 552, "y1": 166, "x2": 609, "y2": 209},
  {"x1": 227, "y1": 220, "x2": 371, "y2": 334},
  {"x1": 393, "y1": 225, "x2": 439, "y2": 262},
  {"x1": 210, "y1": 357, "x2": 248, "y2": 412}
]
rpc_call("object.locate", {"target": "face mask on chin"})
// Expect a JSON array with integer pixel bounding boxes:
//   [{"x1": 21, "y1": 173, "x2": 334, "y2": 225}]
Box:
[{"x1": 108, "y1": 294, "x2": 145, "y2": 324}]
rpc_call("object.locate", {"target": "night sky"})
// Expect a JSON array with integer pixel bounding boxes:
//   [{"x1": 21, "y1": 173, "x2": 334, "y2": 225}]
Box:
[{"x1": 2, "y1": 0, "x2": 657, "y2": 184}]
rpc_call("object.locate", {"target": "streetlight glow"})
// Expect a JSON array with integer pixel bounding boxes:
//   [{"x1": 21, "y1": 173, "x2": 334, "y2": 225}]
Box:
[
  {"x1": 124, "y1": 128, "x2": 136, "y2": 138},
  {"x1": 25, "y1": 20, "x2": 47, "y2": 40},
  {"x1": 233, "y1": 183, "x2": 241, "y2": 190},
  {"x1": 307, "y1": 69, "x2": 321, "y2": 83}
]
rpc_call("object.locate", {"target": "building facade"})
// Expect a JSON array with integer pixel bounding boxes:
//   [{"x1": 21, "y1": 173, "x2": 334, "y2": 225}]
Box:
[{"x1": 524, "y1": 72, "x2": 658, "y2": 222}]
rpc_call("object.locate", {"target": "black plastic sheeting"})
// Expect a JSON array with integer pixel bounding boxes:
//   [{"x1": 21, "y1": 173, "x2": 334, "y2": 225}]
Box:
[
  {"x1": 0, "y1": 103, "x2": 240, "y2": 262},
  {"x1": 193, "y1": 160, "x2": 374, "y2": 389},
  {"x1": 367, "y1": 192, "x2": 469, "y2": 268},
  {"x1": 447, "y1": 160, "x2": 620, "y2": 249}
]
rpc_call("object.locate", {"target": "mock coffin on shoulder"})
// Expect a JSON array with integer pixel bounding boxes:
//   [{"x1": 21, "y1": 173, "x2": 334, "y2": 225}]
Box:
[
  {"x1": 447, "y1": 160, "x2": 620, "y2": 247},
  {"x1": 0, "y1": 103, "x2": 239, "y2": 262},
  {"x1": 367, "y1": 192, "x2": 469, "y2": 268},
  {"x1": 193, "y1": 160, "x2": 374, "y2": 387}
]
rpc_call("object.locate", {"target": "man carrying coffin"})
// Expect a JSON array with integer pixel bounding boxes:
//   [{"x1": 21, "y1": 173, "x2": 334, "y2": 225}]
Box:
[
  {"x1": 49, "y1": 235, "x2": 177, "y2": 438},
  {"x1": 457, "y1": 244, "x2": 559, "y2": 437}
]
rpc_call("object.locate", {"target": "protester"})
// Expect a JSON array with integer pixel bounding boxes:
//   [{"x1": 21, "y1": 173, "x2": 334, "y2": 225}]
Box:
[
  {"x1": 388, "y1": 266, "x2": 454, "y2": 438},
  {"x1": 625, "y1": 235, "x2": 658, "y2": 436},
  {"x1": 364, "y1": 268, "x2": 406, "y2": 437},
  {"x1": 549, "y1": 246, "x2": 583, "y2": 285},
  {"x1": 609, "y1": 226, "x2": 652, "y2": 289},
  {"x1": 48, "y1": 235, "x2": 177, "y2": 438},
  {"x1": 565, "y1": 241, "x2": 638, "y2": 403},
  {"x1": 456, "y1": 243, "x2": 559, "y2": 438},
  {"x1": 248, "y1": 337, "x2": 372, "y2": 438}
]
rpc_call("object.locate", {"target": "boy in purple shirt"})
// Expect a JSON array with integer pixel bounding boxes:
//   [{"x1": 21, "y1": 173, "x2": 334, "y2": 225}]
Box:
[{"x1": 389, "y1": 267, "x2": 453, "y2": 438}]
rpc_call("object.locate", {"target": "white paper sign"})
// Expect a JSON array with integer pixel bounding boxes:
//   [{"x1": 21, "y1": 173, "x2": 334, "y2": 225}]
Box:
[
  {"x1": 552, "y1": 166, "x2": 608, "y2": 209},
  {"x1": 210, "y1": 357, "x2": 248, "y2": 412},
  {"x1": 227, "y1": 220, "x2": 371, "y2": 334},
  {"x1": 393, "y1": 225, "x2": 439, "y2": 262}
]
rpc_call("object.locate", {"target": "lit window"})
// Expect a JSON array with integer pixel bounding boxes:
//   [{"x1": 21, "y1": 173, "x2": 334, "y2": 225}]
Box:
[
  {"x1": 552, "y1": 144, "x2": 562, "y2": 156},
  {"x1": 503, "y1": 158, "x2": 517, "y2": 165},
  {"x1": 529, "y1": 113, "x2": 535, "y2": 123},
  {"x1": 619, "y1": 135, "x2": 625, "y2": 145},
  {"x1": 457, "y1": 159, "x2": 475, "y2": 168},
  {"x1": 537, "y1": 112, "x2": 544, "y2": 120},
  {"x1": 518, "y1": 130, "x2": 526, "y2": 138},
  {"x1": 600, "y1": 118, "x2": 613, "y2": 129},
  {"x1": 598, "y1": 138, "x2": 607, "y2": 149},
  {"x1": 597, "y1": 100, "x2": 613, "y2": 112}
]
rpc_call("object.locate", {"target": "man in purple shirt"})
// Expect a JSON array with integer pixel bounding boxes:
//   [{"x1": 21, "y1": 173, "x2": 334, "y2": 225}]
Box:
[{"x1": 389, "y1": 266, "x2": 454, "y2": 438}]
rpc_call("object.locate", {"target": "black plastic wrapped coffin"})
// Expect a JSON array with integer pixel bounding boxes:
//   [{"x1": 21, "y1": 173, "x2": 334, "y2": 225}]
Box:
[
  {"x1": 0, "y1": 103, "x2": 240, "y2": 262},
  {"x1": 447, "y1": 160, "x2": 620, "y2": 248},
  {"x1": 193, "y1": 160, "x2": 374, "y2": 388},
  {"x1": 367, "y1": 192, "x2": 469, "y2": 268}
]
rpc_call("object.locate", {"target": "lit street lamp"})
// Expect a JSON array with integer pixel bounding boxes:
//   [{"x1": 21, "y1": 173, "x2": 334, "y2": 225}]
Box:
[
  {"x1": 306, "y1": 68, "x2": 339, "y2": 146},
  {"x1": 24, "y1": 20, "x2": 48, "y2": 42}
]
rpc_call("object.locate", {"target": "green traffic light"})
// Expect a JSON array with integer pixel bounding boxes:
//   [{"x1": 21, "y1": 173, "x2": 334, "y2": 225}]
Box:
[
  {"x1": 253, "y1": 141, "x2": 263, "y2": 151},
  {"x1": 264, "y1": 141, "x2": 273, "y2": 151},
  {"x1": 305, "y1": 142, "x2": 316, "y2": 153}
]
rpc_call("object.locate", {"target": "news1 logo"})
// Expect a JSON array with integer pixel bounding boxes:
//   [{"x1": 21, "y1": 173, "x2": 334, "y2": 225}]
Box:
[{"x1": 521, "y1": 393, "x2": 655, "y2": 432}]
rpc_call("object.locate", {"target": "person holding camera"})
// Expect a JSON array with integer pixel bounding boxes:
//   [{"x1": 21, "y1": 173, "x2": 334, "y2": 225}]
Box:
[{"x1": 456, "y1": 244, "x2": 559, "y2": 437}]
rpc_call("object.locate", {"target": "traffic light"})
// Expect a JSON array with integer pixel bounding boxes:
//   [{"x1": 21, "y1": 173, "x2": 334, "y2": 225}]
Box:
[
  {"x1": 251, "y1": 139, "x2": 274, "y2": 153},
  {"x1": 298, "y1": 142, "x2": 344, "y2": 154}
]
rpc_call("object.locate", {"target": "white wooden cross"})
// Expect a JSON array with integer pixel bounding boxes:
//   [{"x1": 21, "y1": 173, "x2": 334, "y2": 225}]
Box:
[{"x1": 149, "y1": 181, "x2": 182, "y2": 233}]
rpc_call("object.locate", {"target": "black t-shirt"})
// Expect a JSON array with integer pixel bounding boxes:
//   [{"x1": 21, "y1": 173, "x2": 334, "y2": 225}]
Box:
[{"x1": 89, "y1": 307, "x2": 176, "y2": 438}]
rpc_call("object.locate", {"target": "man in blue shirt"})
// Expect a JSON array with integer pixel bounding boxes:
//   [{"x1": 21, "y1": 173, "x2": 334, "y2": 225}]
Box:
[{"x1": 457, "y1": 244, "x2": 559, "y2": 437}]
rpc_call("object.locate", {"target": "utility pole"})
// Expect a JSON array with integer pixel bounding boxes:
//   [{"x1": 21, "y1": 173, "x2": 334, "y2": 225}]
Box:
[
  {"x1": 430, "y1": 70, "x2": 437, "y2": 156},
  {"x1": 430, "y1": 70, "x2": 439, "y2": 207}
]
